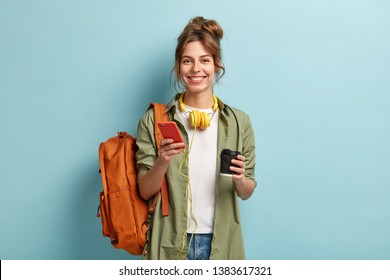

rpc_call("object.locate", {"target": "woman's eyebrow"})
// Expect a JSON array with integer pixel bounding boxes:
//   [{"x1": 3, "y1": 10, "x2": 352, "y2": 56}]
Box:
[{"x1": 181, "y1": 54, "x2": 212, "y2": 59}]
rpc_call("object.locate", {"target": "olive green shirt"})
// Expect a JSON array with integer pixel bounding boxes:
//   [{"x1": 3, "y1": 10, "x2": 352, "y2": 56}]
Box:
[{"x1": 135, "y1": 94, "x2": 256, "y2": 260}]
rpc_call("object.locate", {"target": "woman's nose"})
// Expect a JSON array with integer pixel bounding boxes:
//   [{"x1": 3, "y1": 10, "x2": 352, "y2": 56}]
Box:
[{"x1": 192, "y1": 61, "x2": 200, "y2": 72}]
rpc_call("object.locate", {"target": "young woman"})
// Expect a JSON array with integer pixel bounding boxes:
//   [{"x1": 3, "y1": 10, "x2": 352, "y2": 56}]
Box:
[{"x1": 136, "y1": 16, "x2": 256, "y2": 260}]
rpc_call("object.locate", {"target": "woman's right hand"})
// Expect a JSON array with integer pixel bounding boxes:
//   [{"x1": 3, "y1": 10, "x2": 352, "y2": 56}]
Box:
[
  {"x1": 157, "y1": 139, "x2": 185, "y2": 164},
  {"x1": 138, "y1": 139, "x2": 185, "y2": 200}
]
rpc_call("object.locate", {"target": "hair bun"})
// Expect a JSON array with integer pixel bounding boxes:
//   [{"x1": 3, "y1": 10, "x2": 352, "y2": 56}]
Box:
[{"x1": 190, "y1": 16, "x2": 223, "y2": 40}]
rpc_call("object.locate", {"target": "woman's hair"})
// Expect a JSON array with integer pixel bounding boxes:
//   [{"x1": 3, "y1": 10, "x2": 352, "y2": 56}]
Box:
[{"x1": 172, "y1": 16, "x2": 225, "y2": 91}]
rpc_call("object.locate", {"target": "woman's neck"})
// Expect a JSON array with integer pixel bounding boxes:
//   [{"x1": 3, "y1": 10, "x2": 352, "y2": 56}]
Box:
[{"x1": 183, "y1": 90, "x2": 214, "y2": 109}]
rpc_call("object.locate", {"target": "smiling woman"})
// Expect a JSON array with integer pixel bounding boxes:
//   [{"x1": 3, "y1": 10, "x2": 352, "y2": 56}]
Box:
[
  {"x1": 173, "y1": 16, "x2": 225, "y2": 92},
  {"x1": 179, "y1": 41, "x2": 216, "y2": 99},
  {"x1": 135, "y1": 16, "x2": 257, "y2": 260}
]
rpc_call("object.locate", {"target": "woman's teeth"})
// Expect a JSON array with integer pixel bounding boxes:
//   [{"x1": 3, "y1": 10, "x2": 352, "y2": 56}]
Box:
[{"x1": 189, "y1": 77, "x2": 203, "y2": 81}]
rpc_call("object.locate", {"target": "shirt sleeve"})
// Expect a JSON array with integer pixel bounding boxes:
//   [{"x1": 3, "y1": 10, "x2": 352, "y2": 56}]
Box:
[
  {"x1": 135, "y1": 109, "x2": 157, "y2": 178},
  {"x1": 242, "y1": 114, "x2": 257, "y2": 186}
]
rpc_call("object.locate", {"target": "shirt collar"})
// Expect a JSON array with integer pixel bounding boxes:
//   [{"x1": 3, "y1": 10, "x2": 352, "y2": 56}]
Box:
[{"x1": 166, "y1": 93, "x2": 227, "y2": 114}]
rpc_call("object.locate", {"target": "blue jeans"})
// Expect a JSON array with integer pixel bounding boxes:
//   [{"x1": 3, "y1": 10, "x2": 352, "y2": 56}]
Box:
[{"x1": 186, "y1": 233, "x2": 213, "y2": 260}]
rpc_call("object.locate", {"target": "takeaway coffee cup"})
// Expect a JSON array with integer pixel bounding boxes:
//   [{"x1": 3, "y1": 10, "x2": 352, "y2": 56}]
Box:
[{"x1": 220, "y1": 149, "x2": 241, "y2": 176}]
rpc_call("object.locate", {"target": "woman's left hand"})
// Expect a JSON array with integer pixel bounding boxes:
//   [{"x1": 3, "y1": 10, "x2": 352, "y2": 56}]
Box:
[
  {"x1": 230, "y1": 155, "x2": 246, "y2": 182},
  {"x1": 230, "y1": 154, "x2": 255, "y2": 200}
]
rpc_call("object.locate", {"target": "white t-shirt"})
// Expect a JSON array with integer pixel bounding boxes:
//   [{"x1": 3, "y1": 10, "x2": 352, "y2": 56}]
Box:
[{"x1": 177, "y1": 102, "x2": 219, "y2": 233}]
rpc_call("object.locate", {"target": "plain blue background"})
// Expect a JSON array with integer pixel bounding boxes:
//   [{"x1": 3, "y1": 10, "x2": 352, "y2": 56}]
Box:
[{"x1": 1, "y1": 0, "x2": 389, "y2": 260}]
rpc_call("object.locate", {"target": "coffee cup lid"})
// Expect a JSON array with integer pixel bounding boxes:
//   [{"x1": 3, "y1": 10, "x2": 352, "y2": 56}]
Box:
[{"x1": 221, "y1": 149, "x2": 241, "y2": 156}]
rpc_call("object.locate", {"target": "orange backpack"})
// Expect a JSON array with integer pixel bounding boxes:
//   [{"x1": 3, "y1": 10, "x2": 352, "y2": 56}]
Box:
[{"x1": 97, "y1": 103, "x2": 170, "y2": 255}]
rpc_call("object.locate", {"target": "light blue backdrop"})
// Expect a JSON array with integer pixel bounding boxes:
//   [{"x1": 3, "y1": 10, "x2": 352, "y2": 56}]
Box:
[{"x1": 1, "y1": 0, "x2": 389, "y2": 260}]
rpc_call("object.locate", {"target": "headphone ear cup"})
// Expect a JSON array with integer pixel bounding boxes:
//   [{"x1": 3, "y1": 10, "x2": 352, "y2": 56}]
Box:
[
  {"x1": 188, "y1": 111, "x2": 211, "y2": 129},
  {"x1": 189, "y1": 110, "x2": 197, "y2": 128},
  {"x1": 200, "y1": 112, "x2": 210, "y2": 129}
]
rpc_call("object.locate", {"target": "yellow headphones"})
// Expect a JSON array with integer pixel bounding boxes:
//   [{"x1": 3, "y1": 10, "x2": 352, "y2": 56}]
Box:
[{"x1": 178, "y1": 93, "x2": 218, "y2": 129}]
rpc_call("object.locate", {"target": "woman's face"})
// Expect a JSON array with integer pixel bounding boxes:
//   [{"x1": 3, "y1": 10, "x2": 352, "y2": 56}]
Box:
[{"x1": 179, "y1": 41, "x2": 216, "y2": 95}]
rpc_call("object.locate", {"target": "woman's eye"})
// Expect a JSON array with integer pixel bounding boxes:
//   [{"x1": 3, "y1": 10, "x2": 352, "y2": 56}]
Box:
[
  {"x1": 202, "y1": 59, "x2": 210, "y2": 63},
  {"x1": 182, "y1": 59, "x2": 191, "y2": 64}
]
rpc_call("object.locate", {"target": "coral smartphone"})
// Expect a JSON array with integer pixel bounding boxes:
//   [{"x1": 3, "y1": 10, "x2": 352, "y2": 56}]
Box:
[{"x1": 157, "y1": 121, "x2": 185, "y2": 144}]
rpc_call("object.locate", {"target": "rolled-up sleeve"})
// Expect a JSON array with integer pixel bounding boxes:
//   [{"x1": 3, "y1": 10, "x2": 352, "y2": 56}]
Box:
[
  {"x1": 242, "y1": 114, "x2": 257, "y2": 186},
  {"x1": 135, "y1": 109, "x2": 157, "y2": 178}
]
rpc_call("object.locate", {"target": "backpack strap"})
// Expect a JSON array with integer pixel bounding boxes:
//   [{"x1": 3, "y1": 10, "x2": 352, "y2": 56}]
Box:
[{"x1": 148, "y1": 102, "x2": 170, "y2": 217}]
